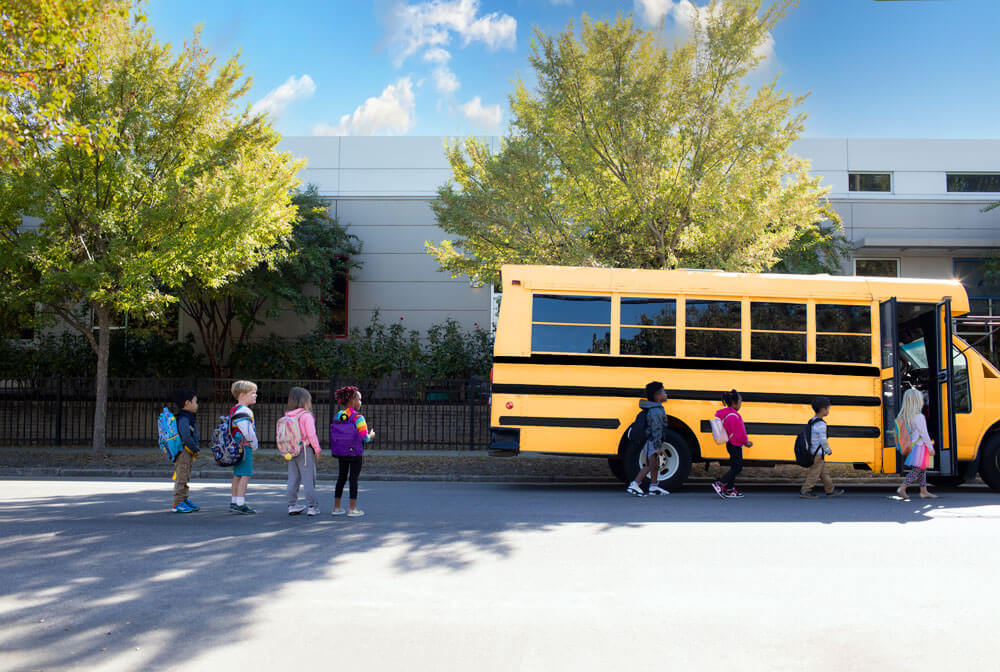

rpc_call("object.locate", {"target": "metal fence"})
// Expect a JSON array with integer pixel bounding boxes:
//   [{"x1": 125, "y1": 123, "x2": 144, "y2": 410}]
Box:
[{"x1": 0, "y1": 377, "x2": 491, "y2": 450}]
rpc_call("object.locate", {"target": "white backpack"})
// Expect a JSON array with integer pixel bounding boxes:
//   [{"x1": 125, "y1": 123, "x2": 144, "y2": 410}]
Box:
[
  {"x1": 276, "y1": 414, "x2": 305, "y2": 458},
  {"x1": 709, "y1": 417, "x2": 730, "y2": 445}
]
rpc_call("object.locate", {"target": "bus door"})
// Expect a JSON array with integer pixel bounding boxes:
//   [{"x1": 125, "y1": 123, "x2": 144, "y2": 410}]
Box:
[
  {"x1": 932, "y1": 299, "x2": 958, "y2": 477},
  {"x1": 879, "y1": 298, "x2": 901, "y2": 473}
]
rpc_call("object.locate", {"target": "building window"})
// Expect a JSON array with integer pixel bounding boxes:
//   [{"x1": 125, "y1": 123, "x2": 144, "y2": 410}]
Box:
[
  {"x1": 815, "y1": 304, "x2": 872, "y2": 364},
  {"x1": 322, "y1": 261, "x2": 349, "y2": 338},
  {"x1": 946, "y1": 174, "x2": 1000, "y2": 192},
  {"x1": 854, "y1": 258, "x2": 900, "y2": 278},
  {"x1": 531, "y1": 294, "x2": 611, "y2": 354},
  {"x1": 848, "y1": 173, "x2": 891, "y2": 192},
  {"x1": 750, "y1": 302, "x2": 806, "y2": 361},
  {"x1": 620, "y1": 297, "x2": 676, "y2": 356},
  {"x1": 686, "y1": 299, "x2": 741, "y2": 359}
]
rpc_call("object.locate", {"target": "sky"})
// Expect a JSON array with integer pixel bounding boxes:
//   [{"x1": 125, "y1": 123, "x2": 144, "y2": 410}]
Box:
[{"x1": 143, "y1": 0, "x2": 1000, "y2": 139}]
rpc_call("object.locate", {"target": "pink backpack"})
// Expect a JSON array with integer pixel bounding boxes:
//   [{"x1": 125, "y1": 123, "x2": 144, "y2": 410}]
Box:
[{"x1": 276, "y1": 414, "x2": 306, "y2": 458}]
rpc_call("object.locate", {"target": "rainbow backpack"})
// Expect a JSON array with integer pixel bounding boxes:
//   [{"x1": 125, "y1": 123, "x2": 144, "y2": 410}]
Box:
[{"x1": 157, "y1": 408, "x2": 183, "y2": 462}]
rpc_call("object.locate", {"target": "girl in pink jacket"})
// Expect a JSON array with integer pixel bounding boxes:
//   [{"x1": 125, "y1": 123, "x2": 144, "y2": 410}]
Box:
[
  {"x1": 284, "y1": 387, "x2": 322, "y2": 516},
  {"x1": 712, "y1": 389, "x2": 753, "y2": 499}
]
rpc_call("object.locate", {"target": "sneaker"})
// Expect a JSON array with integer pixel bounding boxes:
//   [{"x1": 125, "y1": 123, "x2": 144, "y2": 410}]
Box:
[
  {"x1": 648, "y1": 484, "x2": 670, "y2": 496},
  {"x1": 347, "y1": 509, "x2": 365, "y2": 517},
  {"x1": 172, "y1": 501, "x2": 194, "y2": 513},
  {"x1": 712, "y1": 481, "x2": 727, "y2": 499},
  {"x1": 826, "y1": 489, "x2": 845, "y2": 498},
  {"x1": 331, "y1": 508, "x2": 347, "y2": 516},
  {"x1": 306, "y1": 507, "x2": 320, "y2": 516},
  {"x1": 229, "y1": 503, "x2": 241, "y2": 514},
  {"x1": 724, "y1": 488, "x2": 745, "y2": 499},
  {"x1": 626, "y1": 482, "x2": 646, "y2": 497},
  {"x1": 288, "y1": 504, "x2": 307, "y2": 515},
  {"x1": 800, "y1": 491, "x2": 819, "y2": 499},
  {"x1": 237, "y1": 504, "x2": 256, "y2": 515},
  {"x1": 184, "y1": 499, "x2": 200, "y2": 511}
]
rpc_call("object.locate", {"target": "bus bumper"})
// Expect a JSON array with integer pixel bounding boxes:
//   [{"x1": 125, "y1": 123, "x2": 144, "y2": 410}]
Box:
[{"x1": 489, "y1": 427, "x2": 520, "y2": 456}]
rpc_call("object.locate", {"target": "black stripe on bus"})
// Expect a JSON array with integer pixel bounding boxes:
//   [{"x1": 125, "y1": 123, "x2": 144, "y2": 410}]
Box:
[
  {"x1": 493, "y1": 354, "x2": 879, "y2": 377},
  {"x1": 490, "y1": 384, "x2": 880, "y2": 408},
  {"x1": 698, "y1": 420, "x2": 880, "y2": 439},
  {"x1": 498, "y1": 416, "x2": 621, "y2": 429}
]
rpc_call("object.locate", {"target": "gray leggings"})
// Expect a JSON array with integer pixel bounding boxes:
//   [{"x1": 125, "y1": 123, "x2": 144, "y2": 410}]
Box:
[
  {"x1": 287, "y1": 448, "x2": 318, "y2": 508},
  {"x1": 903, "y1": 467, "x2": 927, "y2": 487}
]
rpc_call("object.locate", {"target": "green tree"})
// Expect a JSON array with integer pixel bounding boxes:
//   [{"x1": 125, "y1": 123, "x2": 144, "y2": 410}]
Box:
[
  {"x1": 428, "y1": 1, "x2": 841, "y2": 285},
  {"x1": 0, "y1": 12, "x2": 302, "y2": 454},
  {"x1": 179, "y1": 185, "x2": 362, "y2": 378}
]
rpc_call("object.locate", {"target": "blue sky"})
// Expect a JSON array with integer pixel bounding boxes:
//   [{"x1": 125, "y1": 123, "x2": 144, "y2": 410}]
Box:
[{"x1": 144, "y1": 0, "x2": 1000, "y2": 139}]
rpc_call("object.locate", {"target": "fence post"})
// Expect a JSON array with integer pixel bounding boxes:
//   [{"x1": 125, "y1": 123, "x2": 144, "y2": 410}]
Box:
[
  {"x1": 329, "y1": 376, "x2": 336, "y2": 429},
  {"x1": 55, "y1": 375, "x2": 63, "y2": 447},
  {"x1": 467, "y1": 378, "x2": 475, "y2": 451}
]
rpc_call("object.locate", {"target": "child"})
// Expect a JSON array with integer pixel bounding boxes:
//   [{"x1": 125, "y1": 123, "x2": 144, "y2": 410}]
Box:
[
  {"x1": 229, "y1": 380, "x2": 258, "y2": 515},
  {"x1": 172, "y1": 389, "x2": 200, "y2": 513},
  {"x1": 331, "y1": 386, "x2": 374, "y2": 517},
  {"x1": 895, "y1": 387, "x2": 938, "y2": 501},
  {"x1": 283, "y1": 387, "x2": 321, "y2": 516},
  {"x1": 626, "y1": 381, "x2": 670, "y2": 497},
  {"x1": 799, "y1": 396, "x2": 845, "y2": 499},
  {"x1": 712, "y1": 389, "x2": 751, "y2": 499}
]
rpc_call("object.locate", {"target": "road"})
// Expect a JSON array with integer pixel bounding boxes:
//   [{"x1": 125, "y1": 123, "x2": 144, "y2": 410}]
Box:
[{"x1": 1, "y1": 478, "x2": 998, "y2": 671}]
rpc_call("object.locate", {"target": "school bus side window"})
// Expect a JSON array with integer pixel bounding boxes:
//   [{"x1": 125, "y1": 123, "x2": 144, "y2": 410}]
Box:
[
  {"x1": 531, "y1": 294, "x2": 611, "y2": 354},
  {"x1": 751, "y1": 302, "x2": 807, "y2": 361},
  {"x1": 686, "y1": 299, "x2": 740, "y2": 358},
  {"x1": 815, "y1": 304, "x2": 872, "y2": 363},
  {"x1": 620, "y1": 297, "x2": 676, "y2": 356}
]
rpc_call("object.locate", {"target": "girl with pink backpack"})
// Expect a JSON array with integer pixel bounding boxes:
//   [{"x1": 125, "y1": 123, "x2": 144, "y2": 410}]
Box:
[{"x1": 277, "y1": 387, "x2": 322, "y2": 516}]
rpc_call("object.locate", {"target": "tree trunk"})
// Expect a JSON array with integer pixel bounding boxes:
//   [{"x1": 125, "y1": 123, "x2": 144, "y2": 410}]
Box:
[{"x1": 92, "y1": 305, "x2": 112, "y2": 456}]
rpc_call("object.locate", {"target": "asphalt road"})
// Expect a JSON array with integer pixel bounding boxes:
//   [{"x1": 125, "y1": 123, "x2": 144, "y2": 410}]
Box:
[{"x1": 1, "y1": 478, "x2": 998, "y2": 672}]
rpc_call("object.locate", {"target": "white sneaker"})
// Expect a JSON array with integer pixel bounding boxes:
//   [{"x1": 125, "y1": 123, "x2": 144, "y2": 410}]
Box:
[
  {"x1": 347, "y1": 509, "x2": 365, "y2": 517},
  {"x1": 288, "y1": 504, "x2": 307, "y2": 515},
  {"x1": 626, "y1": 482, "x2": 646, "y2": 497},
  {"x1": 648, "y1": 484, "x2": 670, "y2": 496},
  {"x1": 306, "y1": 506, "x2": 320, "y2": 516},
  {"x1": 331, "y1": 508, "x2": 347, "y2": 516}
]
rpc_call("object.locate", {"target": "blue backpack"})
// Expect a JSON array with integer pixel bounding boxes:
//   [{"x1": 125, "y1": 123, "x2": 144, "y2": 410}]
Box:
[
  {"x1": 157, "y1": 408, "x2": 183, "y2": 462},
  {"x1": 210, "y1": 410, "x2": 251, "y2": 467}
]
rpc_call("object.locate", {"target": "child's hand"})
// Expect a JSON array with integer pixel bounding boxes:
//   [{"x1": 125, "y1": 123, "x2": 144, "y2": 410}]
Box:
[
  {"x1": 929, "y1": 447, "x2": 936, "y2": 456},
  {"x1": 369, "y1": 430, "x2": 376, "y2": 440},
  {"x1": 745, "y1": 440, "x2": 753, "y2": 448}
]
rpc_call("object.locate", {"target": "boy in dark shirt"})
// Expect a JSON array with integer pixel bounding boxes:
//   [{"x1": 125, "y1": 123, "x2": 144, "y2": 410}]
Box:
[{"x1": 172, "y1": 389, "x2": 200, "y2": 513}]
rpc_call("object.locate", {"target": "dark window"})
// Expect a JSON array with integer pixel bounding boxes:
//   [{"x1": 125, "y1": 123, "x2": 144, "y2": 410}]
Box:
[
  {"x1": 621, "y1": 298, "x2": 676, "y2": 327},
  {"x1": 750, "y1": 302, "x2": 806, "y2": 332},
  {"x1": 816, "y1": 334, "x2": 872, "y2": 364},
  {"x1": 849, "y1": 173, "x2": 891, "y2": 192},
  {"x1": 533, "y1": 294, "x2": 611, "y2": 324},
  {"x1": 531, "y1": 325, "x2": 610, "y2": 354},
  {"x1": 687, "y1": 330, "x2": 740, "y2": 359},
  {"x1": 686, "y1": 300, "x2": 741, "y2": 329},
  {"x1": 816, "y1": 305, "x2": 871, "y2": 334},
  {"x1": 751, "y1": 332, "x2": 806, "y2": 362},
  {"x1": 322, "y1": 260, "x2": 349, "y2": 338},
  {"x1": 954, "y1": 345, "x2": 971, "y2": 413},
  {"x1": 947, "y1": 174, "x2": 1000, "y2": 193},
  {"x1": 855, "y1": 259, "x2": 899, "y2": 278},
  {"x1": 621, "y1": 327, "x2": 676, "y2": 356}
]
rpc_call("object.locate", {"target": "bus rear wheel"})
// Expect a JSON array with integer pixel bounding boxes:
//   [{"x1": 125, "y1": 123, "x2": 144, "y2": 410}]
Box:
[
  {"x1": 622, "y1": 428, "x2": 693, "y2": 491},
  {"x1": 608, "y1": 458, "x2": 627, "y2": 482},
  {"x1": 978, "y1": 433, "x2": 1000, "y2": 492}
]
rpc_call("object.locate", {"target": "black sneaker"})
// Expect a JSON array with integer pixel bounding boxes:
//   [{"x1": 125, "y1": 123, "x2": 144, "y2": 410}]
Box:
[
  {"x1": 724, "y1": 488, "x2": 745, "y2": 499},
  {"x1": 826, "y1": 489, "x2": 845, "y2": 498},
  {"x1": 237, "y1": 504, "x2": 256, "y2": 515},
  {"x1": 229, "y1": 503, "x2": 241, "y2": 514},
  {"x1": 800, "y1": 491, "x2": 819, "y2": 499}
]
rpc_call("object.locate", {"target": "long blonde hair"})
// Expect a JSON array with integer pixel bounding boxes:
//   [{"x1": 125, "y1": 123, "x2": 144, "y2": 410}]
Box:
[
  {"x1": 286, "y1": 387, "x2": 312, "y2": 412},
  {"x1": 896, "y1": 388, "x2": 923, "y2": 424}
]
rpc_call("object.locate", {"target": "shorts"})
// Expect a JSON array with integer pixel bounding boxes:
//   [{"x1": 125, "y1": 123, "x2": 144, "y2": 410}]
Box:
[
  {"x1": 641, "y1": 440, "x2": 660, "y2": 460},
  {"x1": 233, "y1": 446, "x2": 253, "y2": 477}
]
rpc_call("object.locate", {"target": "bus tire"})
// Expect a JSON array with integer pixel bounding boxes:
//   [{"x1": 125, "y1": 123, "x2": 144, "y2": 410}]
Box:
[
  {"x1": 608, "y1": 458, "x2": 627, "y2": 482},
  {"x1": 622, "y1": 428, "x2": 693, "y2": 491},
  {"x1": 978, "y1": 434, "x2": 1000, "y2": 492}
]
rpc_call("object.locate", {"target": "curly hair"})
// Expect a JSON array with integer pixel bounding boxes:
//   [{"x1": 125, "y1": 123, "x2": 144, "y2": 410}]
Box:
[
  {"x1": 721, "y1": 389, "x2": 741, "y2": 408},
  {"x1": 334, "y1": 386, "x2": 360, "y2": 407}
]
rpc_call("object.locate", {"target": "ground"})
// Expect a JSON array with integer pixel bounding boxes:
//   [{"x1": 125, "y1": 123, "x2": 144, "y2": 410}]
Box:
[{"x1": 1, "y1": 478, "x2": 998, "y2": 671}]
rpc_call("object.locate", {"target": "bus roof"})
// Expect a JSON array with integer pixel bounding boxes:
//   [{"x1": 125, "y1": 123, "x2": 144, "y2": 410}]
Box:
[{"x1": 500, "y1": 264, "x2": 970, "y2": 315}]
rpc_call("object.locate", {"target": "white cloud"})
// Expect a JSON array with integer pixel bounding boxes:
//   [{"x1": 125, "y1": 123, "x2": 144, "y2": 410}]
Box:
[
  {"x1": 250, "y1": 74, "x2": 316, "y2": 118},
  {"x1": 460, "y1": 95, "x2": 502, "y2": 130},
  {"x1": 634, "y1": 0, "x2": 774, "y2": 60},
  {"x1": 433, "y1": 65, "x2": 460, "y2": 93},
  {"x1": 422, "y1": 46, "x2": 452, "y2": 64},
  {"x1": 312, "y1": 78, "x2": 416, "y2": 136},
  {"x1": 392, "y1": 0, "x2": 517, "y2": 66}
]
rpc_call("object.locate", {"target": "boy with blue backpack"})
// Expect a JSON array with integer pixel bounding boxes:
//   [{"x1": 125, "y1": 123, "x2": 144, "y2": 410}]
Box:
[{"x1": 172, "y1": 389, "x2": 200, "y2": 513}]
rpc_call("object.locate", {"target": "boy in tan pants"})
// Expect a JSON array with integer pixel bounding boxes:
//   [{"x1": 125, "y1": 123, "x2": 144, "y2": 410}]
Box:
[{"x1": 800, "y1": 397, "x2": 845, "y2": 499}]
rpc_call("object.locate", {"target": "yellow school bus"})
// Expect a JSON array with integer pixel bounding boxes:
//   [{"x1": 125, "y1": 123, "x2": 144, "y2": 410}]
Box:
[{"x1": 489, "y1": 265, "x2": 1000, "y2": 491}]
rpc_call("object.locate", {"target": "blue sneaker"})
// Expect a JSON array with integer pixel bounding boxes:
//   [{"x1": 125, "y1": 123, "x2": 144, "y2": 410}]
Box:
[
  {"x1": 172, "y1": 501, "x2": 194, "y2": 513},
  {"x1": 184, "y1": 498, "x2": 200, "y2": 511}
]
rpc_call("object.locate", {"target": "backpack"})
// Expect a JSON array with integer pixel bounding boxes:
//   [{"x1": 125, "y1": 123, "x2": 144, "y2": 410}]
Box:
[
  {"x1": 210, "y1": 409, "x2": 251, "y2": 467},
  {"x1": 157, "y1": 407, "x2": 183, "y2": 462},
  {"x1": 624, "y1": 408, "x2": 651, "y2": 453},
  {"x1": 276, "y1": 414, "x2": 306, "y2": 458},
  {"x1": 709, "y1": 417, "x2": 729, "y2": 445},
  {"x1": 793, "y1": 417, "x2": 822, "y2": 467},
  {"x1": 894, "y1": 417, "x2": 913, "y2": 456},
  {"x1": 330, "y1": 412, "x2": 364, "y2": 458}
]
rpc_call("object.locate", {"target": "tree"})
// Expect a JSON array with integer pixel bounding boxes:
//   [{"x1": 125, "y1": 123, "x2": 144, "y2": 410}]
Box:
[
  {"x1": 179, "y1": 185, "x2": 362, "y2": 378},
  {"x1": 1, "y1": 0, "x2": 128, "y2": 169},
  {"x1": 0, "y1": 11, "x2": 302, "y2": 454},
  {"x1": 428, "y1": 1, "x2": 841, "y2": 286}
]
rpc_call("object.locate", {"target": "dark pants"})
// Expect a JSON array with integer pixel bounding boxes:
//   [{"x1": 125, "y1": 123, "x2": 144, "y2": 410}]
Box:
[
  {"x1": 721, "y1": 443, "x2": 743, "y2": 488},
  {"x1": 335, "y1": 456, "x2": 363, "y2": 500}
]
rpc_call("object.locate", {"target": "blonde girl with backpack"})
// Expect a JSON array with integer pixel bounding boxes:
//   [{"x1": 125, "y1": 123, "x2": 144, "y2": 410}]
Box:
[
  {"x1": 279, "y1": 387, "x2": 322, "y2": 516},
  {"x1": 895, "y1": 387, "x2": 937, "y2": 501}
]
